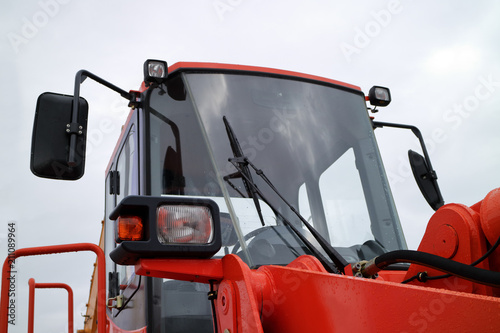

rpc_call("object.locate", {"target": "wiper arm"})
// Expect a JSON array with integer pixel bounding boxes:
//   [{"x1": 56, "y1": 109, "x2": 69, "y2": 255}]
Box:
[
  {"x1": 222, "y1": 117, "x2": 347, "y2": 274},
  {"x1": 223, "y1": 116, "x2": 265, "y2": 226},
  {"x1": 244, "y1": 157, "x2": 348, "y2": 272}
]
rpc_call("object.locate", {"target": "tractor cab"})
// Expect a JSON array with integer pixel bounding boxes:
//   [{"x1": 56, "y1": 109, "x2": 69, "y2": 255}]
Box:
[
  {"x1": 25, "y1": 60, "x2": 500, "y2": 333},
  {"x1": 31, "y1": 61, "x2": 409, "y2": 332},
  {"x1": 101, "y1": 62, "x2": 408, "y2": 330}
]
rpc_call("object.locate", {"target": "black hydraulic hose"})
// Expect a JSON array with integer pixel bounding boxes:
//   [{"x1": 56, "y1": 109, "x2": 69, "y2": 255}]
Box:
[
  {"x1": 402, "y1": 233, "x2": 500, "y2": 284},
  {"x1": 362, "y1": 250, "x2": 500, "y2": 287}
]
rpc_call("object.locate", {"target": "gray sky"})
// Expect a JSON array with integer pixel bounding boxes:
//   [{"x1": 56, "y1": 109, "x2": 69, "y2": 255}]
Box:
[{"x1": 1, "y1": 1, "x2": 500, "y2": 332}]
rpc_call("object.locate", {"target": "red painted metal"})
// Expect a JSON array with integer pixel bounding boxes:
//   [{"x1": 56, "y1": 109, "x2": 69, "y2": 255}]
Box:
[
  {"x1": 28, "y1": 279, "x2": 35, "y2": 333},
  {"x1": 405, "y1": 188, "x2": 500, "y2": 296},
  {"x1": 27, "y1": 278, "x2": 74, "y2": 333},
  {"x1": 479, "y1": 188, "x2": 500, "y2": 248},
  {"x1": 254, "y1": 257, "x2": 500, "y2": 332},
  {"x1": 0, "y1": 243, "x2": 105, "y2": 333},
  {"x1": 135, "y1": 258, "x2": 223, "y2": 283},
  {"x1": 136, "y1": 253, "x2": 500, "y2": 332}
]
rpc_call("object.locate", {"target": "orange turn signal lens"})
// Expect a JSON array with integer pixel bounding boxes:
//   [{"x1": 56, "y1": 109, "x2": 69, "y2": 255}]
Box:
[
  {"x1": 157, "y1": 205, "x2": 213, "y2": 244},
  {"x1": 117, "y1": 216, "x2": 143, "y2": 241}
]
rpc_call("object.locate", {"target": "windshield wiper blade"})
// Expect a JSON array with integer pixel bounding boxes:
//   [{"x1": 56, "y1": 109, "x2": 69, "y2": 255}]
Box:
[
  {"x1": 244, "y1": 157, "x2": 348, "y2": 272},
  {"x1": 223, "y1": 116, "x2": 265, "y2": 226},
  {"x1": 222, "y1": 117, "x2": 347, "y2": 274}
]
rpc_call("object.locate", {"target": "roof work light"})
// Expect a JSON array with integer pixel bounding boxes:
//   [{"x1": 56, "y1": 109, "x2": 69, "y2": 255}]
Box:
[
  {"x1": 144, "y1": 59, "x2": 168, "y2": 85},
  {"x1": 368, "y1": 86, "x2": 391, "y2": 107},
  {"x1": 110, "y1": 196, "x2": 221, "y2": 265}
]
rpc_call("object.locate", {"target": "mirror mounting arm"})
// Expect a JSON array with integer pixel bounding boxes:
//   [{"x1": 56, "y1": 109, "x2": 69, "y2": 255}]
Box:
[
  {"x1": 372, "y1": 121, "x2": 434, "y2": 170},
  {"x1": 68, "y1": 70, "x2": 134, "y2": 166},
  {"x1": 372, "y1": 120, "x2": 445, "y2": 210}
]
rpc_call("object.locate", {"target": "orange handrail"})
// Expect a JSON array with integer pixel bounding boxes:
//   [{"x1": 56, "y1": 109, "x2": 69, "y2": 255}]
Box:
[
  {"x1": 28, "y1": 278, "x2": 74, "y2": 333},
  {"x1": 0, "y1": 243, "x2": 105, "y2": 333}
]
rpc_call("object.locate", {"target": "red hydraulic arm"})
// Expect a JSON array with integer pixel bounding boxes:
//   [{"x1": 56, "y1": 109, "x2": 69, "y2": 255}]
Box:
[
  {"x1": 28, "y1": 278, "x2": 74, "y2": 333},
  {"x1": 0, "y1": 243, "x2": 105, "y2": 333}
]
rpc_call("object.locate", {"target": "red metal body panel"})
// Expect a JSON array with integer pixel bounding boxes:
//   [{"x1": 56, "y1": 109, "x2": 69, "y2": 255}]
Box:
[
  {"x1": 0, "y1": 243, "x2": 105, "y2": 333},
  {"x1": 405, "y1": 188, "x2": 500, "y2": 297},
  {"x1": 136, "y1": 254, "x2": 500, "y2": 332},
  {"x1": 256, "y1": 259, "x2": 500, "y2": 332},
  {"x1": 135, "y1": 258, "x2": 223, "y2": 283},
  {"x1": 27, "y1": 279, "x2": 73, "y2": 333}
]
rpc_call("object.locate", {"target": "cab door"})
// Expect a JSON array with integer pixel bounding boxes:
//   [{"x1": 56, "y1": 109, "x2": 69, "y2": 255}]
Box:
[{"x1": 104, "y1": 111, "x2": 147, "y2": 330}]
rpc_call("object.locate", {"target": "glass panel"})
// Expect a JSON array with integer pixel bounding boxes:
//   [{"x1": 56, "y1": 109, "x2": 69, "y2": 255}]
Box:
[
  {"x1": 183, "y1": 72, "x2": 406, "y2": 262},
  {"x1": 147, "y1": 71, "x2": 406, "y2": 267},
  {"x1": 116, "y1": 125, "x2": 137, "y2": 205},
  {"x1": 318, "y1": 148, "x2": 372, "y2": 247}
]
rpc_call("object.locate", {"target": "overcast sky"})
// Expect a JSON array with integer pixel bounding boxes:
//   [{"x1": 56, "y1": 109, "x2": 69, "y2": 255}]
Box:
[{"x1": 1, "y1": 1, "x2": 500, "y2": 332}]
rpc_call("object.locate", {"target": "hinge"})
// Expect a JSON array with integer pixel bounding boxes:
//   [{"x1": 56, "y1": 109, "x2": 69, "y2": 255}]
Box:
[
  {"x1": 109, "y1": 171, "x2": 120, "y2": 195},
  {"x1": 108, "y1": 272, "x2": 120, "y2": 298}
]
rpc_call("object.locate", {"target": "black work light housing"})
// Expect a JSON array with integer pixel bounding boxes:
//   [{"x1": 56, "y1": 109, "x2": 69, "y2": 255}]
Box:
[
  {"x1": 368, "y1": 86, "x2": 391, "y2": 107},
  {"x1": 144, "y1": 59, "x2": 168, "y2": 85}
]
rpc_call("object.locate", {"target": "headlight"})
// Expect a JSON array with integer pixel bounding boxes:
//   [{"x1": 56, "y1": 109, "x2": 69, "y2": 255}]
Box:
[
  {"x1": 109, "y1": 196, "x2": 222, "y2": 265},
  {"x1": 157, "y1": 205, "x2": 213, "y2": 244}
]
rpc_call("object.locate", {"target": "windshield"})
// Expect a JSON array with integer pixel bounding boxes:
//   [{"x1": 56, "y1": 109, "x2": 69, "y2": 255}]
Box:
[{"x1": 146, "y1": 70, "x2": 406, "y2": 268}]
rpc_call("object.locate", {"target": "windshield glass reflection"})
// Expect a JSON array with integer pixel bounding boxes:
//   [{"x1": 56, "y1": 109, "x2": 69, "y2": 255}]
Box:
[{"x1": 148, "y1": 71, "x2": 406, "y2": 267}]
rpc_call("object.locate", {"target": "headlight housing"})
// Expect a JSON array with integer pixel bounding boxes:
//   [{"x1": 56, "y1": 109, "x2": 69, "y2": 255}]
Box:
[{"x1": 110, "y1": 196, "x2": 221, "y2": 265}]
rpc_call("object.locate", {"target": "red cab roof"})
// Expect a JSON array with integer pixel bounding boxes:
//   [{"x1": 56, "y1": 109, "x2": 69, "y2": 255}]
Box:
[{"x1": 168, "y1": 62, "x2": 361, "y2": 91}]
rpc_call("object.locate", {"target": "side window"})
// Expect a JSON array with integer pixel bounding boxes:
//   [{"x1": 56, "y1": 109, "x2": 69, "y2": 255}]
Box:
[
  {"x1": 105, "y1": 124, "x2": 138, "y2": 299},
  {"x1": 116, "y1": 125, "x2": 137, "y2": 204}
]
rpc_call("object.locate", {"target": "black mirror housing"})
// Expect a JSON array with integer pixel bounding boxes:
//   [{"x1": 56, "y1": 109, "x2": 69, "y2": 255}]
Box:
[
  {"x1": 409, "y1": 150, "x2": 444, "y2": 211},
  {"x1": 30, "y1": 92, "x2": 88, "y2": 180}
]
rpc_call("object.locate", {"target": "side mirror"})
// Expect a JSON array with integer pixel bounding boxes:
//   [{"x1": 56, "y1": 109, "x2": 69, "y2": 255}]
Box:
[
  {"x1": 30, "y1": 92, "x2": 88, "y2": 180},
  {"x1": 408, "y1": 150, "x2": 444, "y2": 210}
]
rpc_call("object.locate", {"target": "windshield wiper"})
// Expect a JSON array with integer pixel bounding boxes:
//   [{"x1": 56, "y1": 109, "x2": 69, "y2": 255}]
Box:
[
  {"x1": 223, "y1": 116, "x2": 265, "y2": 226},
  {"x1": 222, "y1": 116, "x2": 347, "y2": 274}
]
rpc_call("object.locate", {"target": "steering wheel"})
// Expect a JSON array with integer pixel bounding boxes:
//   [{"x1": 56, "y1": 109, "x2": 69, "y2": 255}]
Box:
[{"x1": 231, "y1": 226, "x2": 274, "y2": 254}]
